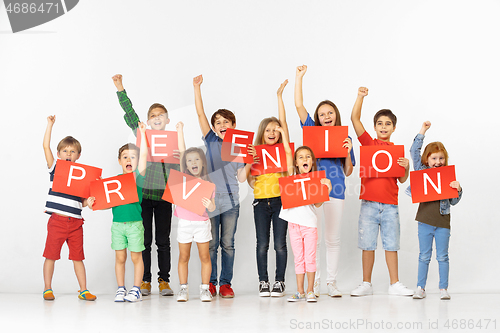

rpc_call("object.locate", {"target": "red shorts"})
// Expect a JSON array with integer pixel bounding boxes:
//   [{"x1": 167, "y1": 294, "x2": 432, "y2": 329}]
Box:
[{"x1": 43, "y1": 214, "x2": 85, "y2": 261}]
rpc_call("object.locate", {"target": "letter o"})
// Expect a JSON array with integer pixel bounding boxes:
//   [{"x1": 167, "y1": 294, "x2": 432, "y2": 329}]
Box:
[{"x1": 372, "y1": 150, "x2": 392, "y2": 173}]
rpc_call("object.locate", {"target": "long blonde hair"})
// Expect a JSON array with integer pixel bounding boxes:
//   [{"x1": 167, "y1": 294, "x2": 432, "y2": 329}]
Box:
[{"x1": 254, "y1": 117, "x2": 283, "y2": 145}]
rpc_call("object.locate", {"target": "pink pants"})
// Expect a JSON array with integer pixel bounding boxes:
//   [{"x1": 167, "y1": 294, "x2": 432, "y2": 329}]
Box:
[{"x1": 288, "y1": 222, "x2": 317, "y2": 274}]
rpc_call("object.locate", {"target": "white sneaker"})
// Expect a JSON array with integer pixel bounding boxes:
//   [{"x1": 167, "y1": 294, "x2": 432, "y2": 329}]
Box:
[
  {"x1": 413, "y1": 286, "x2": 426, "y2": 299},
  {"x1": 177, "y1": 285, "x2": 189, "y2": 302},
  {"x1": 313, "y1": 279, "x2": 320, "y2": 297},
  {"x1": 306, "y1": 291, "x2": 317, "y2": 302},
  {"x1": 200, "y1": 285, "x2": 212, "y2": 302},
  {"x1": 440, "y1": 289, "x2": 451, "y2": 300},
  {"x1": 327, "y1": 282, "x2": 342, "y2": 297},
  {"x1": 388, "y1": 281, "x2": 414, "y2": 296},
  {"x1": 114, "y1": 287, "x2": 126, "y2": 302},
  {"x1": 351, "y1": 282, "x2": 373, "y2": 296},
  {"x1": 124, "y1": 287, "x2": 142, "y2": 302}
]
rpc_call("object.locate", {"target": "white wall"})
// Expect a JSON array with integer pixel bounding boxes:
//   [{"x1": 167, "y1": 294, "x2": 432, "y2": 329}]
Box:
[{"x1": 0, "y1": 0, "x2": 498, "y2": 295}]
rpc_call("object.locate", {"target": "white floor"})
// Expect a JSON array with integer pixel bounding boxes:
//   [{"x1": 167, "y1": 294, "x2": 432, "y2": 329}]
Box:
[{"x1": 2, "y1": 291, "x2": 498, "y2": 333}]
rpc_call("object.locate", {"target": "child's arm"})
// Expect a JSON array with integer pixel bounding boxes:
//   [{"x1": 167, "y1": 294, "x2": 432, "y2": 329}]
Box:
[
  {"x1": 43, "y1": 115, "x2": 56, "y2": 168},
  {"x1": 193, "y1": 75, "x2": 211, "y2": 137},
  {"x1": 351, "y1": 87, "x2": 369, "y2": 137},
  {"x1": 276, "y1": 125, "x2": 294, "y2": 176},
  {"x1": 87, "y1": 197, "x2": 95, "y2": 210},
  {"x1": 449, "y1": 180, "x2": 463, "y2": 205},
  {"x1": 277, "y1": 79, "x2": 290, "y2": 143},
  {"x1": 137, "y1": 122, "x2": 148, "y2": 176},
  {"x1": 176, "y1": 122, "x2": 186, "y2": 172},
  {"x1": 315, "y1": 178, "x2": 332, "y2": 207},
  {"x1": 410, "y1": 121, "x2": 431, "y2": 171},
  {"x1": 343, "y1": 137, "x2": 354, "y2": 176},
  {"x1": 112, "y1": 74, "x2": 141, "y2": 132},
  {"x1": 294, "y1": 65, "x2": 309, "y2": 124},
  {"x1": 202, "y1": 196, "x2": 216, "y2": 212},
  {"x1": 397, "y1": 157, "x2": 410, "y2": 183},
  {"x1": 239, "y1": 145, "x2": 259, "y2": 184}
]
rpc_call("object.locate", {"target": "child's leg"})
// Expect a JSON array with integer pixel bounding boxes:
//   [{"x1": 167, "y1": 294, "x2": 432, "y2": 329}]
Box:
[
  {"x1": 385, "y1": 251, "x2": 399, "y2": 285},
  {"x1": 417, "y1": 222, "x2": 435, "y2": 289},
  {"x1": 130, "y1": 251, "x2": 144, "y2": 287},
  {"x1": 362, "y1": 251, "x2": 375, "y2": 283},
  {"x1": 434, "y1": 227, "x2": 450, "y2": 290},
  {"x1": 306, "y1": 272, "x2": 316, "y2": 293},
  {"x1": 358, "y1": 200, "x2": 380, "y2": 283},
  {"x1": 196, "y1": 242, "x2": 211, "y2": 285},
  {"x1": 270, "y1": 198, "x2": 287, "y2": 282},
  {"x1": 115, "y1": 249, "x2": 127, "y2": 287},
  {"x1": 253, "y1": 199, "x2": 272, "y2": 282},
  {"x1": 289, "y1": 223, "x2": 305, "y2": 292},
  {"x1": 73, "y1": 260, "x2": 87, "y2": 291},
  {"x1": 295, "y1": 274, "x2": 305, "y2": 294},
  {"x1": 323, "y1": 198, "x2": 344, "y2": 283},
  {"x1": 303, "y1": 226, "x2": 318, "y2": 293},
  {"x1": 178, "y1": 243, "x2": 192, "y2": 285},
  {"x1": 43, "y1": 259, "x2": 55, "y2": 290}
]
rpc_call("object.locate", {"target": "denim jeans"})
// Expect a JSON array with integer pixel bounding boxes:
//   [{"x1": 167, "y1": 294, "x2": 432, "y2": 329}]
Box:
[
  {"x1": 209, "y1": 193, "x2": 240, "y2": 286},
  {"x1": 253, "y1": 196, "x2": 288, "y2": 282},
  {"x1": 417, "y1": 222, "x2": 450, "y2": 290},
  {"x1": 358, "y1": 200, "x2": 400, "y2": 251}
]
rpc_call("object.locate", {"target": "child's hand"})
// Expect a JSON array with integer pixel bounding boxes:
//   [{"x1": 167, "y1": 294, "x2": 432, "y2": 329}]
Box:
[
  {"x1": 176, "y1": 121, "x2": 184, "y2": 131},
  {"x1": 296, "y1": 65, "x2": 307, "y2": 78},
  {"x1": 321, "y1": 178, "x2": 332, "y2": 193},
  {"x1": 343, "y1": 137, "x2": 352, "y2": 154},
  {"x1": 47, "y1": 115, "x2": 56, "y2": 125},
  {"x1": 87, "y1": 197, "x2": 96, "y2": 210},
  {"x1": 193, "y1": 75, "x2": 203, "y2": 87},
  {"x1": 202, "y1": 197, "x2": 215, "y2": 211},
  {"x1": 420, "y1": 121, "x2": 431, "y2": 134},
  {"x1": 358, "y1": 87, "x2": 368, "y2": 97},
  {"x1": 277, "y1": 79, "x2": 288, "y2": 95},
  {"x1": 450, "y1": 181, "x2": 462, "y2": 192},
  {"x1": 112, "y1": 74, "x2": 124, "y2": 91},
  {"x1": 275, "y1": 125, "x2": 284, "y2": 135},
  {"x1": 398, "y1": 157, "x2": 409, "y2": 170},
  {"x1": 138, "y1": 121, "x2": 147, "y2": 134},
  {"x1": 247, "y1": 144, "x2": 260, "y2": 164},
  {"x1": 172, "y1": 150, "x2": 180, "y2": 160}
]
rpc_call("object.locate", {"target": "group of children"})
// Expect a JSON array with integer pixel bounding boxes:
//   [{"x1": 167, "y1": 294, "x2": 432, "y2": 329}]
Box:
[{"x1": 41, "y1": 65, "x2": 462, "y2": 303}]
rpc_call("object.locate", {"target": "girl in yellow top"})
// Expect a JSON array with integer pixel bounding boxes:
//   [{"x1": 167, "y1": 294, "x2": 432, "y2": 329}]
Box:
[{"x1": 247, "y1": 80, "x2": 291, "y2": 297}]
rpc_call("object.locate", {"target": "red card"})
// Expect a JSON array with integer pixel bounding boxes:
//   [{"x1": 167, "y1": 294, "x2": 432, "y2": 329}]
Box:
[
  {"x1": 52, "y1": 160, "x2": 102, "y2": 198},
  {"x1": 89, "y1": 173, "x2": 139, "y2": 210},
  {"x1": 250, "y1": 143, "x2": 295, "y2": 176},
  {"x1": 136, "y1": 129, "x2": 179, "y2": 164},
  {"x1": 221, "y1": 128, "x2": 255, "y2": 163},
  {"x1": 359, "y1": 145, "x2": 405, "y2": 178},
  {"x1": 303, "y1": 126, "x2": 348, "y2": 158},
  {"x1": 410, "y1": 165, "x2": 458, "y2": 203},
  {"x1": 279, "y1": 171, "x2": 329, "y2": 209},
  {"x1": 162, "y1": 169, "x2": 215, "y2": 216}
]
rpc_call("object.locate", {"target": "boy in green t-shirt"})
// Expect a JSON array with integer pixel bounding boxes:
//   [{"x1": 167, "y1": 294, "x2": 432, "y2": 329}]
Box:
[{"x1": 88, "y1": 122, "x2": 148, "y2": 302}]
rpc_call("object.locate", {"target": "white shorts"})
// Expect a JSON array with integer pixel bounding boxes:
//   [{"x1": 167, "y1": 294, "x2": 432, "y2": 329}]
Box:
[{"x1": 177, "y1": 218, "x2": 212, "y2": 244}]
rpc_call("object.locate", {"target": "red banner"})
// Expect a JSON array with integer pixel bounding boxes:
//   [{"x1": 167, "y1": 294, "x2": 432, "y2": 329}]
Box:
[
  {"x1": 359, "y1": 145, "x2": 405, "y2": 178},
  {"x1": 303, "y1": 126, "x2": 348, "y2": 158},
  {"x1": 250, "y1": 143, "x2": 295, "y2": 176},
  {"x1": 410, "y1": 165, "x2": 458, "y2": 203},
  {"x1": 221, "y1": 128, "x2": 255, "y2": 163},
  {"x1": 136, "y1": 129, "x2": 179, "y2": 164},
  {"x1": 89, "y1": 173, "x2": 139, "y2": 210},
  {"x1": 162, "y1": 169, "x2": 215, "y2": 216},
  {"x1": 279, "y1": 170, "x2": 329, "y2": 209},
  {"x1": 52, "y1": 160, "x2": 102, "y2": 198}
]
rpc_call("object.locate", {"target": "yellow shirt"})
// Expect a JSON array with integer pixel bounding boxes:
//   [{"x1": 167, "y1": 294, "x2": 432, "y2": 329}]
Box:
[{"x1": 253, "y1": 172, "x2": 285, "y2": 199}]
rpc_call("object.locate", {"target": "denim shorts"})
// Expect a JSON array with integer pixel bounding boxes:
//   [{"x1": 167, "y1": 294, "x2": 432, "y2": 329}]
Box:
[{"x1": 358, "y1": 200, "x2": 400, "y2": 251}]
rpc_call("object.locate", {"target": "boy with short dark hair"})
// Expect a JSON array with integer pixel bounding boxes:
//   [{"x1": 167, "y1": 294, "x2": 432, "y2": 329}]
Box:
[
  {"x1": 112, "y1": 74, "x2": 179, "y2": 296},
  {"x1": 42, "y1": 115, "x2": 96, "y2": 301},
  {"x1": 350, "y1": 87, "x2": 413, "y2": 297}
]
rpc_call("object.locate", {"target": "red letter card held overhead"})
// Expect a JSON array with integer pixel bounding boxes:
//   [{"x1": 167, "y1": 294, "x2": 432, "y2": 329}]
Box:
[
  {"x1": 359, "y1": 145, "x2": 405, "y2": 178},
  {"x1": 221, "y1": 128, "x2": 255, "y2": 164},
  {"x1": 136, "y1": 129, "x2": 180, "y2": 164},
  {"x1": 250, "y1": 143, "x2": 295, "y2": 176},
  {"x1": 52, "y1": 160, "x2": 102, "y2": 198},
  {"x1": 279, "y1": 170, "x2": 329, "y2": 209},
  {"x1": 89, "y1": 173, "x2": 139, "y2": 210},
  {"x1": 162, "y1": 169, "x2": 215, "y2": 216},
  {"x1": 303, "y1": 126, "x2": 348, "y2": 158},
  {"x1": 410, "y1": 165, "x2": 458, "y2": 203}
]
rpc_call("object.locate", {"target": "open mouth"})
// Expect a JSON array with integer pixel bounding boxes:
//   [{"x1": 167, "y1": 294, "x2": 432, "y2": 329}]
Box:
[
  {"x1": 66, "y1": 158, "x2": 71, "y2": 161},
  {"x1": 220, "y1": 129, "x2": 227, "y2": 135},
  {"x1": 191, "y1": 166, "x2": 199, "y2": 173},
  {"x1": 324, "y1": 120, "x2": 333, "y2": 125},
  {"x1": 302, "y1": 163, "x2": 309, "y2": 170},
  {"x1": 154, "y1": 121, "x2": 162, "y2": 126},
  {"x1": 126, "y1": 163, "x2": 132, "y2": 171}
]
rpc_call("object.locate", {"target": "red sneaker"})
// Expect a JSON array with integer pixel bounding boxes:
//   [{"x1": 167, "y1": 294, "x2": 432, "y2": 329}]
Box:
[
  {"x1": 209, "y1": 283, "x2": 217, "y2": 297},
  {"x1": 219, "y1": 284, "x2": 234, "y2": 298}
]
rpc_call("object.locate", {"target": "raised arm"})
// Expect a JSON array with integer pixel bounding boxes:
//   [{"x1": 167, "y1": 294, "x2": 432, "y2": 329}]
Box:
[
  {"x1": 410, "y1": 121, "x2": 431, "y2": 171},
  {"x1": 43, "y1": 115, "x2": 56, "y2": 168},
  {"x1": 277, "y1": 79, "x2": 290, "y2": 142},
  {"x1": 294, "y1": 65, "x2": 309, "y2": 124},
  {"x1": 342, "y1": 137, "x2": 354, "y2": 176},
  {"x1": 193, "y1": 75, "x2": 211, "y2": 137},
  {"x1": 113, "y1": 74, "x2": 140, "y2": 132},
  {"x1": 351, "y1": 87, "x2": 368, "y2": 137},
  {"x1": 137, "y1": 122, "x2": 148, "y2": 176},
  {"x1": 176, "y1": 122, "x2": 186, "y2": 172},
  {"x1": 276, "y1": 125, "x2": 294, "y2": 176},
  {"x1": 112, "y1": 74, "x2": 125, "y2": 92}
]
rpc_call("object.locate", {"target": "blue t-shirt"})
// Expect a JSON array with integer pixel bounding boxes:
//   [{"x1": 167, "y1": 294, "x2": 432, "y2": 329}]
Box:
[
  {"x1": 301, "y1": 114, "x2": 356, "y2": 200},
  {"x1": 203, "y1": 130, "x2": 244, "y2": 197}
]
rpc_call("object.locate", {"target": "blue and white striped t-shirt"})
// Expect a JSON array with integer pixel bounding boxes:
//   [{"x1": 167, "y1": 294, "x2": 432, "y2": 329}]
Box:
[{"x1": 44, "y1": 160, "x2": 83, "y2": 218}]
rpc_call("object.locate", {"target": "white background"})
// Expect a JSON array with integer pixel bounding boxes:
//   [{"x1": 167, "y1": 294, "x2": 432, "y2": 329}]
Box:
[{"x1": 0, "y1": 0, "x2": 498, "y2": 295}]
